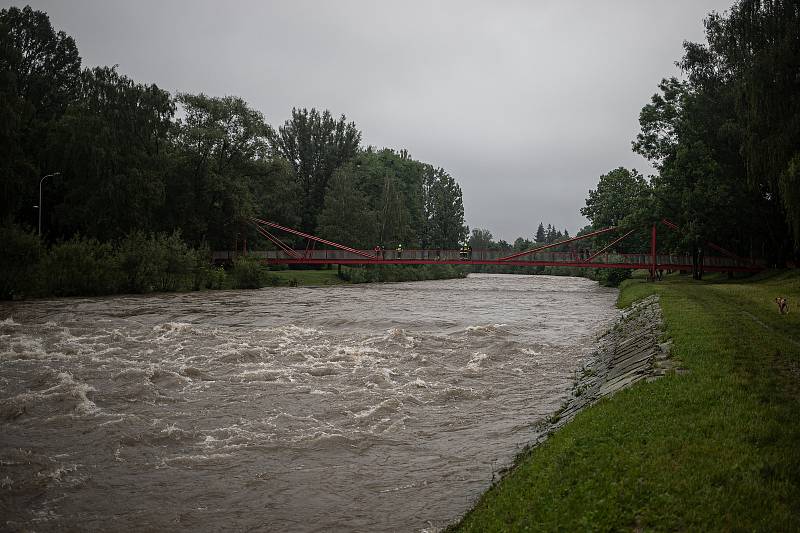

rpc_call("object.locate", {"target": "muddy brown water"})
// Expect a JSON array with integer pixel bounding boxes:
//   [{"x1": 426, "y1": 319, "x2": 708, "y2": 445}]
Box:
[{"x1": 0, "y1": 274, "x2": 618, "y2": 531}]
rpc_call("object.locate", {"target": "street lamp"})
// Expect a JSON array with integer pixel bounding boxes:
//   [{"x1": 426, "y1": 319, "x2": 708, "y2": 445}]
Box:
[{"x1": 37, "y1": 172, "x2": 60, "y2": 236}]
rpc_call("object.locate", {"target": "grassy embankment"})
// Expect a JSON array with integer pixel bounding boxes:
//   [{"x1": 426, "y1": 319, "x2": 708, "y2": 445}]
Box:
[{"x1": 452, "y1": 270, "x2": 800, "y2": 531}]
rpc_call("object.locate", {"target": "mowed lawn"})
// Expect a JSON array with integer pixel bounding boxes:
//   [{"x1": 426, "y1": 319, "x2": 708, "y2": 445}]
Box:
[{"x1": 452, "y1": 270, "x2": 800, "y2": 531}]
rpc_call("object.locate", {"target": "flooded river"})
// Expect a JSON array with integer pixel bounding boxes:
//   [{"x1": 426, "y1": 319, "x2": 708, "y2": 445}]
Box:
[{"x1": 1, "y1": 274, "x2": 617, "y2": 531}]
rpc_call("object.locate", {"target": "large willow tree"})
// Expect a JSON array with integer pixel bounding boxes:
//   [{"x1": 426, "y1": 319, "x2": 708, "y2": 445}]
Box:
[{"x1": 690, "y1": 0, "x2": 800, "y2": 247}]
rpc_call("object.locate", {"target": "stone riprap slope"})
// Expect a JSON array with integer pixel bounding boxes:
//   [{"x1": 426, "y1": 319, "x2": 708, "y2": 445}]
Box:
[{"x1": 550, "y1": 294, "x2": 677, "y2": 431}]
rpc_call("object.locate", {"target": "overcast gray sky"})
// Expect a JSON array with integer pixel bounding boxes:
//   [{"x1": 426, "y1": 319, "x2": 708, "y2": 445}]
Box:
[{"x1": 11, "y1": 0, "x2": 732, "y2": 240}]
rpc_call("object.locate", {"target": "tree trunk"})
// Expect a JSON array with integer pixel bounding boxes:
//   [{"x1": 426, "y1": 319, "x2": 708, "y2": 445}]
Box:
[{"x1": 697, "y1": 248, "x2": 704, "y2": 280}]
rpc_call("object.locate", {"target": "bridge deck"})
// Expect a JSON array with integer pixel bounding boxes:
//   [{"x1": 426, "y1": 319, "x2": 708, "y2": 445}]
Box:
[{"x1": 213, "y1": 249, "x2": 762, "y2": 273}]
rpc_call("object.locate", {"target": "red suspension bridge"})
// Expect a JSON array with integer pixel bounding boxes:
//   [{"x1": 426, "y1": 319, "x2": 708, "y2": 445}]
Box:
[{"x1": 216, "y1": 217, "x2": 764, "y2": 277}]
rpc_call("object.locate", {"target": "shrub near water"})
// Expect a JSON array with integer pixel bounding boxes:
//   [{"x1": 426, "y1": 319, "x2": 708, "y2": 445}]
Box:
[
  {"x1": 204, "y1": 265, "x2": 228, "y2": 290},
  {"x1": 116, "y1": 231, "x2": 200, "y2": 293},
  {"x1": 230, "y1": 256, "x2": 280, "y2": 289},
  {"x1": 0, "y1": 224, "x2": 44, "y2": 299},
  {"x1": 41, "y1": 235, "x2": 120, "y2": 296},
  {"x1": 595, "y1": 267, "x2": 632, "y2": 287}
]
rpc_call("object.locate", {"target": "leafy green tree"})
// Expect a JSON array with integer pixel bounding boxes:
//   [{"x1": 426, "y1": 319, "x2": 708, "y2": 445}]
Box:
[
  {"x1": 248, "y1": 157, "x2": 301, "y2": 230},
  {"x1": 513, "y1": 236, "x2": 534, "y2": 252},
  {"x1": 376, "y1": 175, "x2": 407, "y2": 246},
  {"x1": 423, "y1": 166, "x2": 468, "y2": 248},
  {"x1": 271, "y1": 107, "x2": 361, "y2": 233},
  {"x1": 0, "y1": 6, "x2": 81, "y2": 227},
  {"x1": 496, "y1": 239, "x2": 512, "y2": 251},
  {"x1": 346, "y1": 148, "x2": 426, "y2": 247},
  {"x1": 581, "y1": 167, "x2": 650, "y2": 228},
  {"x1": 317, "y1": 171, "x2": 377, "y2": 249},
  {"x1": 688, "y1": 0, "x2": 800, "y2": 248},
  {"x1": 469, "y1": 228, "x2": 494, "y2": 249},
  {"x1": 633, "y1": 74, "x2": 780, "y2": 268},
  {"x1": 169, "y1": 93, "x2": 272, "y2": 248},
  {"x1": 581, "y1": 167, "x2": 653, "y2": 264},
  {"x1": 47, "y1": 66, "x2": 174, "y2": 240}
]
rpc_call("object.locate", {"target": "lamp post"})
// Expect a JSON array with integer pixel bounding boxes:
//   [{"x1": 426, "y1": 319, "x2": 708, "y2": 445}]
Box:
[{"x1": 37, "y1": 172, "x2": 60, "y2": 236}]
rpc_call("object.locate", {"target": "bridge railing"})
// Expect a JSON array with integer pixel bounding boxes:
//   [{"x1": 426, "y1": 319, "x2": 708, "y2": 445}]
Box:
[{"x1": 212, "y1": 249, "x2": 759, "y2": 269}]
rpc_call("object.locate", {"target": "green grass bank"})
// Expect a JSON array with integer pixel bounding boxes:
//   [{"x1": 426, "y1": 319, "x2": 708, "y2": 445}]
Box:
[{"x1": 451, "y1": 270, "x2": 800, "y2": 531}]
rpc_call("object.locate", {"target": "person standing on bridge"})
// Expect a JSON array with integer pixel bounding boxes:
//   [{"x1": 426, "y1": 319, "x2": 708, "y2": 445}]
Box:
[
  {"x1": 396, "y1": 243, "x2": 403, "y2": 259},
  {"x1": 374, "y1": 245, "x2": 382, "y2": 259}
]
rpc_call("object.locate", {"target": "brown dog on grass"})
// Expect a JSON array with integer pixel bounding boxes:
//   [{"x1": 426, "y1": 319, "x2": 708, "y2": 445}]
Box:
[{"x1": 775, "y1": 297, "x2": 789, "y2": 314}]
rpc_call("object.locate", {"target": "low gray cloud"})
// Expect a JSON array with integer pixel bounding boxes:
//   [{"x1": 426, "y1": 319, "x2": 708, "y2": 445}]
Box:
[{"x1": 16, "y1": 0, "x2": 732, "y2": 240}]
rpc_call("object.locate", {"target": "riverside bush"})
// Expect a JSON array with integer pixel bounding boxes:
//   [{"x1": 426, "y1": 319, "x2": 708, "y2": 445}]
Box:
[
  {"x1": 116, "y1": 231, "x2": 198, "y2": 293},
  {"x1": 596, "y1": 267, "x2": 632, "y2": 287},
  {"x1": 41, "y1": 236, "x2": 120, "y2": 296},
  {"x1": 0, "y1": 224, "x2": 44, "y2": 299},
  {"x1": 151, "y1": 232, "x2": 200, "y2": 292},
  {"x1": 230, "y1": 256, "x2": 280, "y2": 289},
  {"x1": 203, "y1": 265, "x2": 228, "y2": 290}
]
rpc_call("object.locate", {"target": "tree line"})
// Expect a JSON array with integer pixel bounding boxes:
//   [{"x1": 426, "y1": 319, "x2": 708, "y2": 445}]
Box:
[
  {"x1": 580, "y1": 0, "x2": 799, "y2": 278},
  {"x1": 467, "y1": 222, "x2": 571, "y2": 252},
  {"x1": 0, "y1": 6, "x2": 468, "y2": 253}
]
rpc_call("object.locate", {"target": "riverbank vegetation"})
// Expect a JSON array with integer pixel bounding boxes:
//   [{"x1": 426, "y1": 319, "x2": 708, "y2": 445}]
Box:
[
  {"x1": 451, "y1": 269, "x2": 800, "y2": 531},
  {"x1": 0, "y1": 6, "x2": 469, "y2": 299},
  {"x1": 1, "y1": 220, "x2": 466, "y2": 298},
  {"x1": 0, "y1": 225, "x2": 283, "y2": 298}
]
